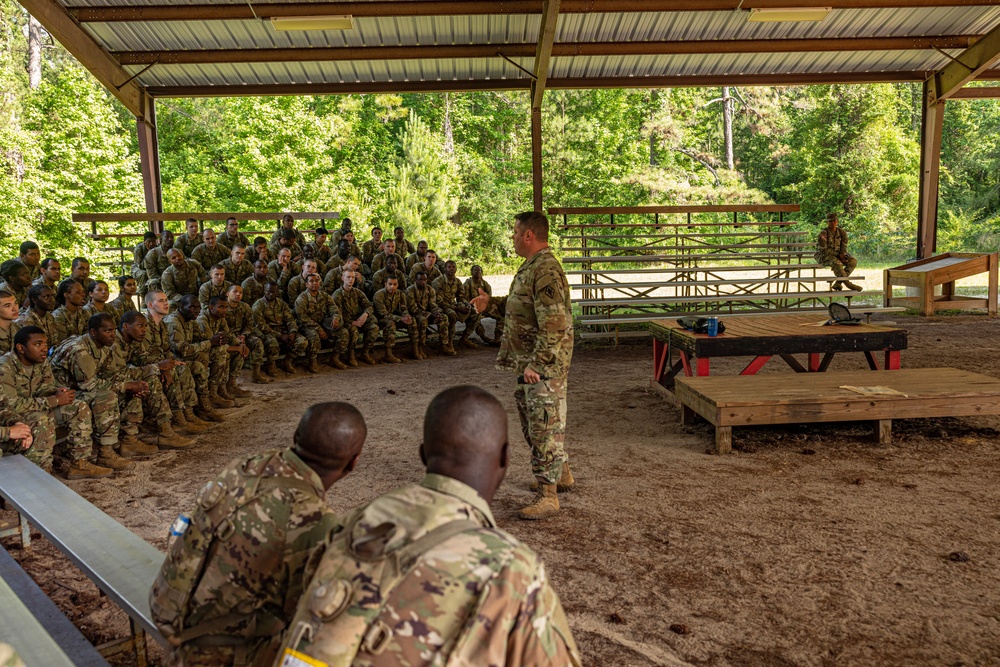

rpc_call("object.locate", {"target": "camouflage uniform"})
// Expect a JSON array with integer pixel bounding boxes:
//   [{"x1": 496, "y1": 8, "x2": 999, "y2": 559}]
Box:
[
  {"x1": 361, "y1": 239, "x2": 381, "y2": 266},
  {"x1": 374, "y1": 288, "x2": 415, "y2": 354},
  {"x1": 132, "y1": 242, "x2": 151, "y2": 294},
  {"x1": 465, "y1": 276, "x2": 502, "y2": 341},
  {"x1": 139, "y1": 316, "x2": 199, "y2": 413},
  {"x1": 267, "y1": 261, "x2": 299, "y2": 301},
  {"x1": 110, "y1": 331, "x2": 173, "y2": 431},
  {"x1": 433, "y1": 274, "x2": 479, "y2": 345},
  {"x1": 0, "y1": 282, "x2": 26, "y2": 309},
  {"x1": 497, "y1": 248, "x2": 573, "y2": 484},
  {"x1": 407, "y1": 263, "x2": 441, "y2": 284},
  {"x1": 51, "y1": 306, "x2": 87, "y2": 349},
  {"x1": 278, "y1": 473, "x2": 581, "y2": 667},
  {"x1": 403, "y1": 251, "x2": 424, "y2": 272},
  {"x1": 270, "y1": 228, "x2": 308, "y2": 249},
  {"x1": 0, "y1": 352, "x2": 93, "y2": 470},
  {"x1": 192, "y1": 243, "x2": 230, "y2": 272},
  {"x1": 82, "y1": 302, "x2": 121, "y2": 329},
  {"x1": 285, "y1": 274, "x2": 314, "y2": 306},
  {"x1": 323, "y1": 264, "x2": 363, "y2": 295},
  {"x1": 395, "y1": 237, "x2": 416, "y2": 255},
  {"x1": 305, "y1": 242, "x2": 333, "y2": 266},
  {"x1": 145, "y1": 246, "x2": 173, "y2": 292},
  {"x1": 110, "y1": 293, "x2": 139, "y2": 318},
  {"x1": 240, "y1": 275, "x2": 268, "y2": 308},
  {"x1": 174, "y1": 231, "x2": 204, "y2": 258},
  {"x1": 815, "y1": 225, "x2": 858, "y2": 278},
  {"x1": 225, "y1": 300, "x2": 264, "y2": 368},
  {"x1": 162, "y1": 260, "x2": 207, "y2": 309},
  {"x1": 0, "y1": 322, "x2": 19, "y2": 355},
  {"x1": 14, "y1": 309, "x2": 58, "y2": 350},
  {"x1": 331, "y1": 287, "x2": 379, "y2": 355},
  {"x1": 165, "y1": 313, "x2": 221, "y2": 396},
  {"x1": 294, "y1": 291, "x2": 348, "y2": 355},
  {"x1": 405, "y1": 283, "x2": 448, "y2": 351},
  {"x1": 197, "y1": 313, "x2": 240, "y2": 386},
  {"x1": 371, "y1": 268, "x2": 407, "y2": 295},
  {"x1": 199, "y1": 280, "x2": 232, "y2": 309},
  {"x1": 370, "y1": 251, "x2": 405, "y2": 274},
  {"x1": 253, "y1": 297, "x2": 308, "y2": 363},
  {"x1": 268, "y1": 242, "x2": 303, "y2": 263},
  {"x1": 49, "y1": 334, "x2": 142, "y2": 445},
  {"x1": 221, "y1": 258, "x2": 254, "y2": 286}
]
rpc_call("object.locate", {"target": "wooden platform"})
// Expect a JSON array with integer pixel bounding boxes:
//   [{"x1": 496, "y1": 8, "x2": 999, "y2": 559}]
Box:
[
  {"x1": 884, "y1": 252, "x2": 998, "y2": 316},
  {"x1": 675, "y1": 367, "x2": 1000, "y2": 454}
]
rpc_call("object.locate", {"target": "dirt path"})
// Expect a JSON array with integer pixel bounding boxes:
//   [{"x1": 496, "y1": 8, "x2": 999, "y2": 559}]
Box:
[{"x1": 4, "y1": 313, "x2": 1000, "y2": 666}]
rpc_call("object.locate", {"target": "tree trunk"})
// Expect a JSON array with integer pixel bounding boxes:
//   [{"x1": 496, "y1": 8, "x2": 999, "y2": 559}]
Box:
[
  {"x1": 722, "y1": 86, "x2": 734, "y2": 170},
  {"x1": 28, "y1": 16, "x2": 42, "y2": 89}
]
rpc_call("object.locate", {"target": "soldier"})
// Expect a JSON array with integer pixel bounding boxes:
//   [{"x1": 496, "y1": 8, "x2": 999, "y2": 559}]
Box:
[
  {"x1": 267, "y1": 247, "x2": 299, "y2": 301},
  {"x1": 816, "y1": 212, "x2": 861, "y2": 291},
  {"x1": 33, "y1": 257, "x2": 60, "y2": 290},
  {"x1": 145, "y1": 289, "x2": 221, "y2": 426},
  {"x1": 392, "y1": 225, "x2": 416, "y2": 256},
  {"x1": 277, "y1": 386, "x2": 581, "y2": 667},
  {"x1": 150, "y1": 402, "x2": 366, "y2": 667},
  {"x1": 247, "y1": 236, "x2": 270, "y2": 265},
  {"x1": 217, "y1": 217, "x2": 251, "y2": 251},
  {"x1": 370, "y1": 238, "x2": 405, "y2": 274},
  {"x1": 361, "y1": 225, "x2": 383, "y2": 266},
  {"x1": 192, "y1": 228, "x2": 228, "y2": 271},
  {"x1": 434, "y1": 260, "x2": 479, "y2": 350},
  {"x1": 322, "y1": 249, "x2": 358, "y2": 294},
  {"x1": 198, "y1": 296, "x2": 251, "y2": 402},
  {"x1": 14, "y1": 284, "x2": 58, "y2": 351},
  {"x1": 225, "y1": 284, "x2": 268, "y2": 384},
  {"x1": 0, "y1": 326, "x2": 110, "y2": 478},
  {"x1": 0, "y1": 415, "x2": 33, "y2": 461},
  {"x1": 132, "y1": 232, "x2": 157, "y2": 296},
  {"x1": 370, "y1": 254, "x2": 408, "y2": 296},
  {"x1": 198, "y1": 264, "x2": 231, "y2": 309},
  {"x1": 49, "y1": 313, "x2": 144, "y2": 470},
  {"x1": 165, "y1": 295, "x2": 234, "y2": 414},
  {"x1": 295, "y1": 274, "x2": 348, "y2": 373},
  {"x1": 162, "y1": 249, "x2": 207, "y2": 309},
  {"x1": 241, "y1": 259, "x2": 270, "y2": 306},
  {"x1": 0, "y1": 260, "x2": 30, "y2": 309},
  {"x1": 374, "y1": 275, "x2": 416, "y2": 363},
  {"x1": 472, "y1": 211, "x2": 575, "y2": 520},
  {"x1": 270, "y1": 227, "x2": 304, "y2": 264},
  {"x1": 406, "y1": 269, "x2": 451, "y2": 359},
  {"x1": 325, "y1": 238, "x2": 350, "y2": 275},
  {"x1": 286, "y1": 258, "x2": 319, "y2": 305},
  {"x1": 114, "y1": 311, "x2": 196, "y2": 451},
  {"x1": 300, "y1": 244, "x2": 327, "y2": 277},
  {"x1": 17, "y1": 242, "x2": 41, "y2": 282},
  {"x1": 51, "y1": 280, "x2": 89, "y2": 348},
  {"x1": 69, "y1": 257, "x2": 91, "y2": 291},
  {"x1": 306, "y1": 227, "x2": 334, "y2": 266},
  {"x1": 221, "y1": 243, "x2": 254, "y2": 286},
  {"x1": 464, "y1": 264, "x2": 499, "y2": 344},
  {"x1": 109, "y1": 275, "x2": 140, "y2": 319},
  {"x1": 254, "y1": 281, "x2": 308, "y2": 376},
  {"x1": 82, "y1": 280, "x2": 116, "y2": 326},
  {"x1": 342, "y1": 229, "x2": 362, "y2": 259},
  {"x1": 144, "y1": 230, "x2": 175, "y2": 293},
  {"x1": 404, "y1": 239, "x2": 428, "y2": 272},
  {"x1": 271, "y1": 213, "x2": 308, "y2": 250},
  {"x1": 329, "y1": 216, "x2": 352, "y2": 247},
  {"x1": 408, "y1": 248, "x2": 442, "y2": 284},
  {"x1": 0, "y1": 291, "x2": 20, "y2": 354},
  {"x1": 174, "y1": 218, "x2": 203, "y2": 258},
  {"x1": 332, "y1": 269, "x2": 379, "y2": 366}
]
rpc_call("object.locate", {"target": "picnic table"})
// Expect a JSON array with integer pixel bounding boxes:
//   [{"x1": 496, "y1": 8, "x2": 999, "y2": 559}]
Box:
[{"x1": 649, "y1": 313, "x2": 907, "y2": 401}]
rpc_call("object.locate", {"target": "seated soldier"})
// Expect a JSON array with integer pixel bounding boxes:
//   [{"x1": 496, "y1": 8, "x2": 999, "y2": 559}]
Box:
[
  {"x1": 18, "y1": 242, "x2": 41, "y2": 282},
  {"x1": 286, "y1": 258, "x2": 319, "y2": 305},
  {"x1": 816, "y1": 212, "x2": 862, "y2": 291},
  {"x1": 225, "y1": 284, "x2": 268, "y2": 384},
  {"x1": 241, "y1": 259, "x2": 270, "y2": 306},
  {"x1": 408, "y1": 247, "x2": 442, "y2": 284},
  {"x1": 217, "y1": 216, "x2": 251, "y2": 250},
  {"x1": 370, "y1": 238, "x2": 405, "y2": 274},
  {"x1": 323, "y1": 252, "x2": 356, "y2": 294},
  {"x1": 144, "y1": 230, "x2": 175, "y2": 293},
  {"x1": 150, "y1": 402, "x2": 365, "y2": 667},
  {"x1": 69, "y1": 257, "x2": 91, "y2": 291},
  {"x1": 392, "y1": 225, "x2": 416, "y2": 256},
  {"x1": 374, "y1": 275, "x2": 416, "y2": 363},
  {"x1": 361, "y1": 225, "x2": 383, "y2": 266},
  {"x1": 114, "y1": 311, "x2": 196, "y2": 451},
  {"x1": 197, "y1": 296, "x2": 250, "y2": 402},
  {"x1": 34, "y1": 257, "x2": 61, "y2": 290},
  {"x1": 173, "y1": 218, "x2": 203, "y2": 258},
  {"x1": 132, "y1": 232, "x2": 157, "y2": 297},
  {"x1": 370, "y1": 254, "x2": 408, "y2": 297},
  {"x1": 162, "y1": 248, "x2": 207, "y2": 309},
  {"x1": 0, "y1": 259, "x2": 31, "y2": 309},
  {"x1": 221, "y1": 243, "x2": 254, "y2": 286},
  {"x1": 267, "y1": 247, "x2": 299, "y2": 301},
  {"x1": 331, "y1": 269, "x2": 379, "y2": 367},
  {"x1": 246, "y1": 236, "x2": 270, "y2": 264},
  {"x1": 406, "y1": 269, "x2": 451, "y2": 358},
  {"x1": 254, "y1": 281, "x2": 308, "y2": 376},
  {"x1": 191, "y1": 228, "x2": 229, "y2": 270},
  {"x1": 330, "y1": 216, "x2": 352, "y2": 246},
  {"x1": 49, "y1": 313, "x2": 144, "y2": 471},
  {"x1": 14, "y1": 284, "x2": 58, "y2": 351},
  {"x1": 51, "y1": 279, "x2": 88, "y2": 348},
  {"x1": 276, "y1": 387, "x2": 580, "y2": 667},
  {"x1": 434, "y1": 260, "x2": 479, "y2": 350},
  {"x1": 300, "y1": 244, "x2": 326, "y2": 277},
  {"x1": 198, "y1": 264, "x2": 231, "y2": 309},
  {"x1": 109, "y1": 275, "x2": 140, "y2": 319},
  {"x1": 404, "y1": 239, "x2": 428, "y2": 272},
  {"x1": 271, "y1": 213, "x2": 308, "y2": 250},
  {"x1": 0, "y1": 290, "x2": 21, "y2": 354},
  {"x1": 464, "y1": 264, "x2": 499, "y2": 344},
  {"x1": 0, "y1": 326, "x2": 110, "y2": 479},
  {"x1": 0, "y1": 413, "x2": 34, "y2": 464},
  {"x1": 82, "y1": 280, "x2": 117, "y2": 326},
  {"x1": 295, "y1": 274, "x2": 348, "y2": 372},
  {"x1": 269, "y1": 227, "x2": 303, "y2": 264},
  {"x1": 165, "y1": 294, "x2": 233, "y2": 415},
  {"x1": 306, "y1": 227, "x2": 334, "y2": 266}
]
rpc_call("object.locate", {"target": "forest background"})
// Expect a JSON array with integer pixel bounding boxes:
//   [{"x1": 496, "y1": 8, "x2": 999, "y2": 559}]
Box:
[{"x1": 3, "y1": 1, "x2": 1000, "y2": 276}]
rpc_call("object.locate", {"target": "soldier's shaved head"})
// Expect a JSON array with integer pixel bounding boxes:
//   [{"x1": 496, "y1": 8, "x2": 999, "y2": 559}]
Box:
[
  {"x1": 421, "y1": 386, "x2": 509, "y2": 503},
  {"x1": 293, "y1": 402, "x2": 366, "y2": 490}
]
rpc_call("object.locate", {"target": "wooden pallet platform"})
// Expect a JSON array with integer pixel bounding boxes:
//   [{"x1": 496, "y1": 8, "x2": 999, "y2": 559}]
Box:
[
  {"x1": 884, "y1": 252, "x2": 998, "y2": 316},
  {"x1": 674, "y1": 367, "x2": 1000, "y2": 454}
]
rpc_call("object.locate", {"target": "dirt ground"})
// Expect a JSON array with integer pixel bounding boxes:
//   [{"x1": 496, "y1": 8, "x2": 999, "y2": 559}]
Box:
[{"x1": 4, "y1": 312, "x2": 1000, "y2": 666}]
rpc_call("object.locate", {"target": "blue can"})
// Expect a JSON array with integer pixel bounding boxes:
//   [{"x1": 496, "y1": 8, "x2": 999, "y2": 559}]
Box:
[{"x1": 706, "y1": 317, "x2": 719, "y2": 337}]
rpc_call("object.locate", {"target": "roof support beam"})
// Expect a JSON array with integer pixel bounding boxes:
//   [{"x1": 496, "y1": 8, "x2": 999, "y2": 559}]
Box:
[
  {"x1": 71, "y1": 1, "x2": 994, "y2": 22},
  {"x1": 931, "y1": 19, "x2": 1000, "y2": 101},
  {"x1": 531, "y1": 0, "x2": 560, "y2": 111},
  {"x1": 917, "y1": 79, "x2": 944, "y2": 258},
  {"x1": 950, "y1": 86, "x2": 1000, "y2": 98},
  {"x1": 16, "y1": 0, "x2": 143, "y2": 115},
  {"x1": 136, "y1": 93, "x2": 163, "y2": 219},
  {"x1": 114, "y1": 36, "x2": 978, "y2": 66}
]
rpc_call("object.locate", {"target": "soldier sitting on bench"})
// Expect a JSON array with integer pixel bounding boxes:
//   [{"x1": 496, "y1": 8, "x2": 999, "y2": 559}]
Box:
[{"x1": 816, "y1": 212, "x2": 862, "y2": 292}]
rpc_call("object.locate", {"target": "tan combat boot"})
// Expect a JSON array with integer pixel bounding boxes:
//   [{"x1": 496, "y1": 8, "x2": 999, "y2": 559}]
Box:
[
  {"x1": 530, "y1": 462, "x2": 576, "y2": 493},
  {"x1": 329, "y1": 354, "x2": 348, "y2": 370},
  {"x1": 384, "y1": 347, "x2": 402, "y2": 364},
  {"x1": 65, "y1": 459, "x2": 113, "y2": 480},
  {"x1": 265, "y1": 360, "x2": 279, "y2": 378},
  {"x1": 517, "y1": 483, "x2": 560, "y2": 520},
  {"x1": 156, "y1": 423, "x2": 196, "y2": 449},
  {"x1": 844, "y1": 280, "x2": 863, "y2": 292},
  {"x1": 441, "y1": 337, "x2": 457, "y2": 356},
  {"x1": 347, "y1": 350, "x2": 359, "y2": 368},
  {"x1": 119, "y1": 433, "x2": 158, "y2": 457},
  {"x1": 280, "y1": 356, "x2": 296, "y2": 374},
  {"x1": 227, "y1": 378, "x2": 253, "y2": 398},
  {"x1": 196, "y1": 395, "x2": 225, "y2": 423},
  {"x1": 182, "y1": 408, "x2": 214, "y2": 430},
  {"x1": 251, "y1": 364, "x2": 272, "y2": 384},
  {"x1": 459, "y1": 336, "x2": 478, "y2": 350},
  {"x1": 306, "y1": 354, "x2": 320, "y2": 374},
  {"x1": 411, "y1": 340, "x2": 423, "y2": 360},
  {"x1": 359, "y1": 346, "x2": 376, "y2": 365},
  {"x1": 97, "y1": 445, "x2": 134, "y2": 470},
  {"x1": 172, "y1": 410, "x2": 207, "y2": 435},
  {"x1": 831, "y1": 280, "x2": 843, "y2": 291},
  {"x1": 210, "y1": 386, "x2": 235, "y2": 409}
]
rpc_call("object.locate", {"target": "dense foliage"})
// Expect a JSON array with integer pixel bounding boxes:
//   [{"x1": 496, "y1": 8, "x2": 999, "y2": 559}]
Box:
[{"x1": 2, "y1": 1, "x2": 1000, "y2": 277}]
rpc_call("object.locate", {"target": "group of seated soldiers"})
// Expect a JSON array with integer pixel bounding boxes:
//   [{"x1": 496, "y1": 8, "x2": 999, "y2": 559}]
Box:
[{"x1": 0, "y1": 217, "x2": 503, "y2": 481}]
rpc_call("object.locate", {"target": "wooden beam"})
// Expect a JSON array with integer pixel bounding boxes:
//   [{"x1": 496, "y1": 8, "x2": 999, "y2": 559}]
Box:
[
  {"x1": 531, "y1": 0, "x2": 560, "y2": 111},
  {"x1": 917, "y1": 78, "x2": 944, "y2": 258},
  {"x1": 114, "y1": 36, "x2": 978, "y2": 66},
  {"x1": 147, "y1": 80, "x2": 531, "y2": 97},
  {"x1": 135, "y1": 93, "x2": 163, "y2": 220},
  {"x1": 17, "y1": 0, "x2": 142, "y2": 115},
  {"x1": 933, "y1": 19, "x2": 1000, "y2": 101},
  {"x1": 72, "y1": 0, "x2": 995, "y2": 22},
  {"x1": 950, "y1": 86, "x2": 1000, "y2": 98},
  {"x1": 531, "y1": 107, "x2": 543, "y2": 210}
]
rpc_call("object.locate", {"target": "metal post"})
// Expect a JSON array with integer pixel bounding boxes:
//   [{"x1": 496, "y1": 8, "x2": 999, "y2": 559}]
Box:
[
  {"x1": 531, "y1": 106, "x2": 543, "y2": 211},
  {"x1": 918, "y1": 79, "x2": 945, "y2": 259},
  {"x1": 136, "y1": 93, "x2": 164, "y2": 232}
]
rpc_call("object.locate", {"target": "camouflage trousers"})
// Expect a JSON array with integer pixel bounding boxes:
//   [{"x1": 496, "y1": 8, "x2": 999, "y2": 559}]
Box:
[
  {"x1": 515, "y1": 374, "x2": 569, "y2": 484},
  {"x1": 132, "y1": 268, "x2": 149, "y2": 297},
  {"x1": 302, "y1": 326, "x2": 349, "y2": 355},
  {"x1": 443, "y1": 308, "x2": 479, "y2": 341},
  {"x1": 0, "y1": 409, "x2": 33, "y2": 459},
  {"x1": 380, "y1": 319, "x2": 417, "y2": 349},
  {"x1": 165, "y1": 364, "x2": 198, "y2": 412},
  {"x1": 345, "y1": 319, "x2": 379, "y2": 351},
  {"x1": 77, "y1": 388, "x2": 136, "y2": 446},
  {"x1": 19, "y1": 400, "x2": 94, "y2": 469},
  {"x1": 226, "y1": 348, "x2": 251, "y2": 380},
  {"x1": 412, "y1": 311, "x2": 449, "y2": 347},
  {"x1": 165, "y1": 635, "x2": 279, "y2": 667},
  {"x1": 232, "y1": 335, "x2": 264, "y2": 370},
  {"x1": 816, "y1": 252, "x2": 857, "y2": 277},
  {"x1": 262, "y1": 332, "x2": 308, "y2": 360},
  {"x1": 120, "y1": 367, "x2": 171, "y2": 430},
  {"x1": 188, "y1": 349, "x2": 228, "y2": 394}
]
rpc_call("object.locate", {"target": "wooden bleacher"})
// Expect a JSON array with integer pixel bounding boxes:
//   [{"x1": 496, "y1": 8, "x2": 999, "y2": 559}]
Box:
[{"x1": 550, "y1": 205, "x2": 884, "y2": 340}]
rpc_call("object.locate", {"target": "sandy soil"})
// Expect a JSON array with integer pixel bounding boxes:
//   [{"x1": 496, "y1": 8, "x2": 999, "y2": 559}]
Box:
[{"x1": 4, "y1": 312, "x2": 1000, "y2": 666}]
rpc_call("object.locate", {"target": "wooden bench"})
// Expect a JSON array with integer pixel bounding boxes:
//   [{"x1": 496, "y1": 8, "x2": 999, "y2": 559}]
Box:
[
  {"x1": 563, "y1": 251, "x2": 813, "y2": 264},
  {"x1": 0, "y1": 546, "x2": 108, "y2": 666},
  {"x1": 571, "y1": 276, "x2": 867, "y2": 291},
  {"x1": 0, "y1": 455, "x2": 165, "y2": 666},
  {"x1": 674, "y1": 368, "x2": 1000, "y2": 454},
  {"x1": 567, "y1": 264, "x2": 825, "y2": 276},
  {"x1": 574, "y1": 289, "x2": 880, "y2": 308}
]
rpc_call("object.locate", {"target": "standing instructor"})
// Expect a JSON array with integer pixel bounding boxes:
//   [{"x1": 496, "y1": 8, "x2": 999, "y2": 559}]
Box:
[{"x1": 472, "y1": 211, "x2": 574, "y2": 520}]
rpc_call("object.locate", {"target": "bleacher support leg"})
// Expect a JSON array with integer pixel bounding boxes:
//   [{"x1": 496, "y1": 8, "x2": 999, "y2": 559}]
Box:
[
  {"x1": 885, "y1": 351, "x2": 901, "y2": 370},
  {"x1": 808, "y1": 353, "x2": 820, "y2": 372}
]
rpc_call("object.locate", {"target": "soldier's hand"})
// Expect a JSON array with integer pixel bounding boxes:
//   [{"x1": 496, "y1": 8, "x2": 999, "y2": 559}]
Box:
[
  {"x1": 523, "y1": 367, "x2": 542, "y2": 384},
  {"x1": 125, "y1": 380, "x2": 149, "y2": 396},
  {"x1": 9, "y1": 423, "x2": 32, "y2": 448},
  {"x1": 210, "y1": 333, "x2": 226, "y2": 347},
  {"x1": 156, "y1": 359, "x2": 178, "y2": 372},
  {"x1": 278, "y1": 333, "x2": 292, "y2": 344},
  {"x1": 160, "y1": 370, "x2": 174, "y2": 388},
  {"x1": 318, "y1": 329, "x2": 328, "y2": 340},
  {"x1": 470, "y1": 289, "x2": 490, "y2": 314},
  {"x1": 54, "y1": 386, "x2": 76, "y2": 406},
  {"x1": 402, "y1": 315, "x2": 413, "y2": 325}
]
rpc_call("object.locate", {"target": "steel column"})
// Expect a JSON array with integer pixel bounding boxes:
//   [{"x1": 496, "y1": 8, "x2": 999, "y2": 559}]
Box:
[
  {"x1": 136, "y1": 94, "x2": 163, "y2": 229},
  {"x1": 917, "y1": 79, "x2": 944, "y2": 259}
]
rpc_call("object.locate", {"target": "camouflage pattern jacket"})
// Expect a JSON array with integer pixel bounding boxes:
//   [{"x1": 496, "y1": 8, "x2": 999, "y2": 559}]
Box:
[
  {"x1": 295, "y1": 291, "x2": 340, "y2": 334},
  {"x1": 267, "y1": 260, "x2": 300, "y2": 299},
  {"x1": 14, "y1": 309, "x2": 58, "y2": 349},
  {"x1": 0, "y1": 282, "x2": 26, "y2": 309},
  {"x1": 108, "y1": 294, "x2": 138, "y2": 318},
  {"x1": 432, "y1": 275, "x2": 468, "y2": 310},
  {"x1": 279, "y1": 473, "x2": 581, "y2": 667},
  {"x1": 144, "y1": 246, "x2": 172, "y2": 283},
  {"x1": 50, "y1": 334, "x2": 127, "y2": 394},
  {"x1": 496, "y1": 247, "x2": 573, "y2": 379},
  {"x1": 164, "y1": 313, "x2": 212, "y2": 361},
  {"x1": 331, "y1": 288, "x2": 373, "y2": 322},
  {"x1": 112, "y1": 331, "x2": 160, "y2": 379},
  {"x1": 197, "y1": 314, "x2": 238, "y2": 347},
  {"x1": 305, "y1": 241, "x2": 334, "y2": 265},
  {"x1": 241, "y1": 275, "x2": 269, "y2": 307},
  {"x1": 162, "y1": 260, "x2": 206, "y2": 306},
  {"x1": 370, "y1": 251, "x2": 406, "y2": 274},
  {"x1": 373, "y1": 289, "x2": 409, "y2": 323},
  {"x1": 51, "y1": 306, "x2": 86, "y2": 346},
  {"x1": 815, "y1": 226, "x2": 851, "y2": 261},
  {"x1": 371, "y1": 268, "x2": 407, "y2": 295},
  {"x1": 0, "y1": 352, "x2": 61, "y2": 413},
  {"x1": 286, "y1": 274, "x2": 316, "y2": 306},
  {"x1": 132, "y1": 242, "x2": 150, "y2": 278},
  {"x1": 174, "y1": 232, "x2": 204, "y2": 258},
  {"x1": 361, "y1": 239, "x2": 382, "y2": 266},
  {"x1": 137, "y1": 316, "x2": 173, "y2": 365},
  {"x1": 404, "y1": 284, "x2": 439, "y2": 316},
  {"x1": 198, "y1": 280, "x2": 232, "y2": 309},
  {"x1": 270, "y1": 228, "x2": 308, "y2": 249},
  {"x1": 464, "y1": 276, "x2": 492, "y2": 299},
  {"x1": 0, "y1": 323, "x2": 19, "y2": 355},
  {"x1": 403, "y1": 252, "x2": 424, "y2": 272},
  {"x1": 407, "y1": 263, "x2": 441, "y2": 285},
  {"x1": 192, "y1": 243, "x2": 230, "y2": 271},
  {"x1": 253, "y1": 298, "x2": 300, "y2": 337},
  {"x1": 226, "y1": 300, "x2": 262, "y2": 340},
  {"x1": 221, "y1": 258, "x2": 254, "y2": 286},
  {"x1": 217, "y1": 230, "x2": 251, "y2": 251}
]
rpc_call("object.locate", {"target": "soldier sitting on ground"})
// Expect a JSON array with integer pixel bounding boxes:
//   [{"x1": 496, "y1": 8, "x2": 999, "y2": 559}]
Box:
[
  {"x1": 192, "y1": 228, "x2": 229, "y2": 274},
  {"x1": 144, "y1": 230, "x2": 174, "y2": 294},
  {"x1": 198, "y1": 296, "x2": 251, "y2": 403},
  {"x1": 225, "y1": 284, "x2": 269, "y2": 384},
  {"x1": 221, "y1": 243, "x2": 254, "y2": 287},
  {"x1": 0, "y1": 260, "x2": 30, "y2": 310},
  {"x1": 34, "y1": 257, "x2": 60, "y2": 290},
  {"x1": 165, "y1": 295, "x2": 233, "y2": 415},
  {"x1": 18, "y1": 242, "x2": 41, "y2": 283},
  {"x1": 174, "y1": 218, "x2": 203, "y2": 258},
  {"x1": 198, "y1": 264, "x2": 231, "y2": 309},
  {"x1": 434, "y1": 260, "x2": 480, "y2": 350},
  {"x1": 217, "y1": 217, "x2": 251, "y2": 251},
  {"x1": 464, "y1": 264, "x2": 497, "y2": 344},
  {"x1": 162, "y1": 249, "x2": 207, "y2": 309},
  {"x1": 82, "y1": 280, "x2": 115, "y2": 325},
  {"x1": 816, "y1": 212, "x2": 862, "y2": 291},
  {"x1": 241, "y1": 259, "x2": 270, "y2": 307},
  {"x1": 69, "y1": 257, "x2": 91, "y2": 292},
  {"x1": 361, "y1": 225, "x2": 383, "y2": 266}
]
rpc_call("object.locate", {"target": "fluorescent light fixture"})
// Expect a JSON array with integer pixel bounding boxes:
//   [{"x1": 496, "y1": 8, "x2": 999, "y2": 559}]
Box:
[
  {"x1": 747, "y1": 7, "x2": 832, "y2": 22},
  {"x1": 271, "y1": 15, "x2": 354, "y2": 31}
]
